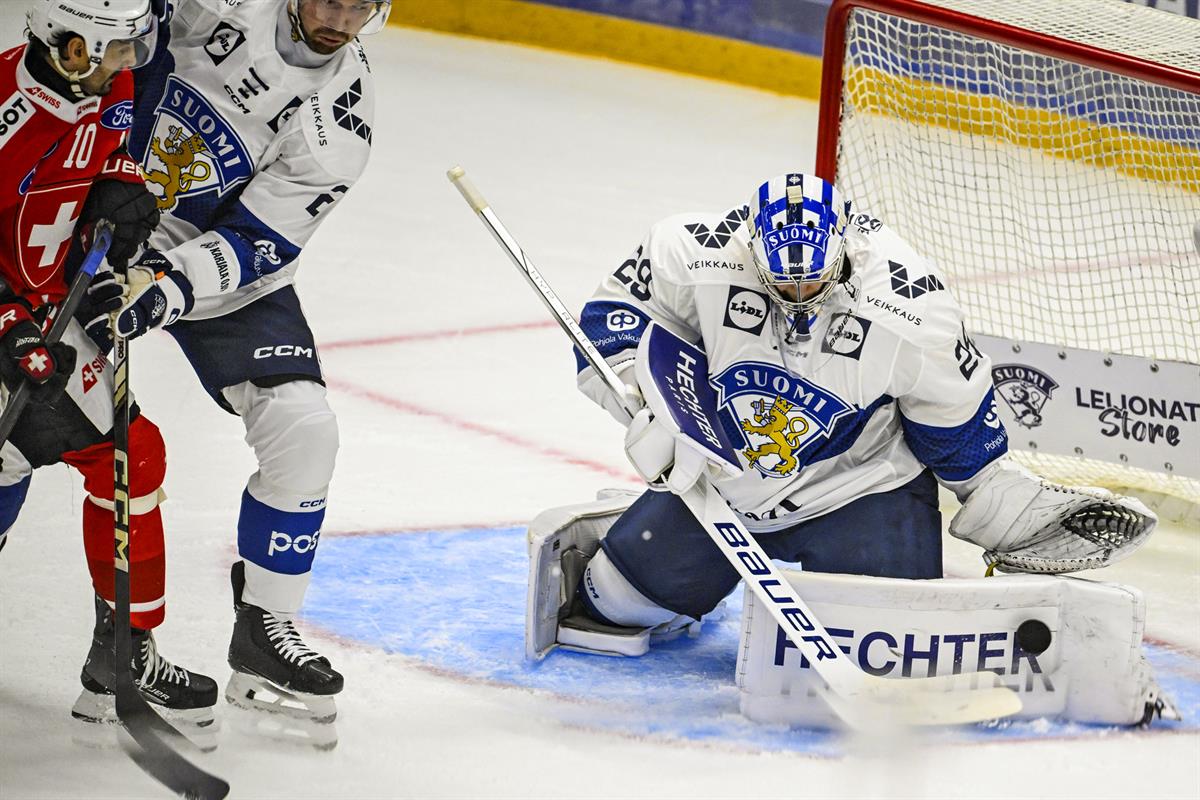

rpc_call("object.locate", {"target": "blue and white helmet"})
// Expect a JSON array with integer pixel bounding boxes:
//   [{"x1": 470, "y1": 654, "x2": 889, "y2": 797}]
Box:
[{"x1": 747, "y1": 173, "x2": 852, "y2": 317}]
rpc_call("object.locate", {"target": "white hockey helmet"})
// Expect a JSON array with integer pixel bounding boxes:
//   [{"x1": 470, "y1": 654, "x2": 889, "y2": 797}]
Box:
[
  {"x1": 289, "y1": 0, "x2": 392, "y2": 37},
  {"x1": 26, "y1": 0, "x2": 158, "y2": 77},
  {"x1": 747, "y1": 173, "x2": 852, "y2": 317}
]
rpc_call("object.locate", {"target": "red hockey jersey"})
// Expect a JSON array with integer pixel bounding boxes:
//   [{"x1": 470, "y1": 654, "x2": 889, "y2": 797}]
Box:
[{"x1": 0, "y1": 44, "x2": 140, "y2": 306}]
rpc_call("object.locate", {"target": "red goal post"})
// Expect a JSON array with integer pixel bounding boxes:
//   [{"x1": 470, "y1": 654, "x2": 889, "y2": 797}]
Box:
[{"x1": 815, "y1": 0, "x2": 1200, "y2": 516}]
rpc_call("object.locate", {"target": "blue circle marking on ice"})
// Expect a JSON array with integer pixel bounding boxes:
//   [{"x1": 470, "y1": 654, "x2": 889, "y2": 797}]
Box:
[{"x1": 304, "y1": 526, "x2": 1199, "y2": 752}]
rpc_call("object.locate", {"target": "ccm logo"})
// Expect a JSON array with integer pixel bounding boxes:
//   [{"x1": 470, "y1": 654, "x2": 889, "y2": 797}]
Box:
[
  {"x1": 268, "y1": 530, "x2": 320, "y2": 556},
  {"x1": 253, "y1": 344, "x2": 314, "y2": 359},
  {"x1": 299, "y1": 498, "x2": 326, "y2": 508}
]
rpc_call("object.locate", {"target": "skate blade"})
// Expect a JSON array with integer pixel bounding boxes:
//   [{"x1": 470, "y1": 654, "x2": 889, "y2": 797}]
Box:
[
  {"x1": 71, "y1": 690, "x2": 219, "y2": 752},
  {"x1": 225, "y1": 673, "x2": 338, "y2": 750},
  {"x1": 225, "y1": 672, "x2": 337, "y2": 722}
]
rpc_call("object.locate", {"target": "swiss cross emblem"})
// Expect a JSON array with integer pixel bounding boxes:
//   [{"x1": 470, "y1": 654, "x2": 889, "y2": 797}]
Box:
[
  {"x1": 81, "y1": 361, "x2": 97, "y2": 392},
  {"x1": 16, "y1": 182, "x2": 90, "y2": 291},
  {"x1": 22, "y1": 349, "x2": 51, "y2": 378}
]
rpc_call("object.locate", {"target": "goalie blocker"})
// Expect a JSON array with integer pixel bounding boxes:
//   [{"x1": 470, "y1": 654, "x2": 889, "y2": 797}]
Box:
[{"x1": 528, "y1": 493, "x2": 1179, "y2": 727}]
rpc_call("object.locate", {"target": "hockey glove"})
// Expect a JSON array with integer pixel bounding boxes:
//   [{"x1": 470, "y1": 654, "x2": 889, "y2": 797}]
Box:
[
  {"x1": 114, "y1": 251, "x2": 195, "y2": 339},
  {"x1": 0, "y1": 300, "x2": 76, "y2": 404},
  {"x1": 79, "y1": 160, "x2": 161, "y2": 268},
  {"x1": 950, "y1": 459, "x2": 1157, "y2": 574},
  {"x1": 73, "y1": 271, "x2": 125, "y2": 353},
  {"x1": 624, "y1": 407, "x2": 709, "y2": 495}
]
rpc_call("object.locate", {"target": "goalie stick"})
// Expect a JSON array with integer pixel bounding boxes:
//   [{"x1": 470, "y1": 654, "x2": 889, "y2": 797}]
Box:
[
  {"x1": 0, "y1": 224, "x2": 112, "y2": 448},
  {"x1": 447, "y1": 165, "x2": 1023, "y2": 728},
  {"x1": 112, "y1": 248, "x2": 229, "y2": 800}
]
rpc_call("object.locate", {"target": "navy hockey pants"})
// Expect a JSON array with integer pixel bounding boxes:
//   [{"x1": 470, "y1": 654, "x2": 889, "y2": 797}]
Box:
[{"x1": 599, "y1": 470, "x2": 942, "y2": 620}]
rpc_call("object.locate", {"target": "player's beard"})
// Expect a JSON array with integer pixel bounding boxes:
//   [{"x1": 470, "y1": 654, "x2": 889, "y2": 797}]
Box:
[
  {"x1": 79, "y1": 69, "x2": 117, "y2": 96},
  {"x1": 306, "y1": 27, "x2": 352, "y2": 54}
]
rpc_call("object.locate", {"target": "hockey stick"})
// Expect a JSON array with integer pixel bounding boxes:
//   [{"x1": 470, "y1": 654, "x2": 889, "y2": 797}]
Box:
[
  {"x1": 112, "y1": 252, "x2": 229, "y2": 799},
  {"x1": 447, "y1": 166, "x2": 1022, "y2": 728},
  {"x1": 0, "y1": 224, "x2": 113, "y2": 448}
]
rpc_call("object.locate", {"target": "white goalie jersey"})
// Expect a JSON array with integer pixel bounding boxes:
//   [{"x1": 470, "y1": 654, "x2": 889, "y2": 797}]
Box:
[
  {"x1": 577, "y1": 209, "x2": 1010, "y2": 532},
  {"x1": 128, "y1": 0, "x2": 374, "y2": 319}
]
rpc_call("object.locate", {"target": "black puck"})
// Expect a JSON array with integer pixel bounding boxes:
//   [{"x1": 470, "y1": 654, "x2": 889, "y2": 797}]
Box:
[{"x1": 1016, "y1": 619, "x2": 1052, "y2": 655}]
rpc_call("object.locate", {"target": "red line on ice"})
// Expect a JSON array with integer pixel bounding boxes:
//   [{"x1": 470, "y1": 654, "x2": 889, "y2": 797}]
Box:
[
  {"x1": 320, "y1": 319, "x2": 556, "y2": 351},
  {"x1": 324, "y1": 376, "x2": 639, "y2": 482}
]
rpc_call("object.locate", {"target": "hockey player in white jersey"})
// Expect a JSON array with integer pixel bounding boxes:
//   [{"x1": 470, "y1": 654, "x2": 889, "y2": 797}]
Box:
[
  {"x1": 81, "y1": 0, "x2": 389, "y2": 731},
  {"x1": 545, "y1": 172, "x2": 1157, "y2": 651}
]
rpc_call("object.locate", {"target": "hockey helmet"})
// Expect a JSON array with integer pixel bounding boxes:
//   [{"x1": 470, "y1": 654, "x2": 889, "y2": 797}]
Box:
[
  {"x1": 26, "y1": 0, "x2": 158, "y2": 77},
  {"x1": 290, "y1": 0, "x2": 392, "y2": 37},
  {"x1": 747, "y1": 173, "x2": 852, "y2": 317}
]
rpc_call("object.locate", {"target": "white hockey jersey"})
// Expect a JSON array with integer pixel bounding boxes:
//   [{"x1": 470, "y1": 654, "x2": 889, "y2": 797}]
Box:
[
  {"x1": 577, "y1": 209, "x2": 1010, "y2": 532},
  {"x1": 128, "y1": 0, "x2": 374, "y2": 319}
]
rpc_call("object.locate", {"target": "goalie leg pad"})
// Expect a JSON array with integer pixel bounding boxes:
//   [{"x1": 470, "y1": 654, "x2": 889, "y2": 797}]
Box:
[
  {"x1": 736, "y1": 570, "x2": 1178, "y2": 727},
  {"x1": 578, "y1": 548, "x2": 678, "y2": 629},
  {"x1": 526, "y1": 490, "x2": 644, "y2": 660}
]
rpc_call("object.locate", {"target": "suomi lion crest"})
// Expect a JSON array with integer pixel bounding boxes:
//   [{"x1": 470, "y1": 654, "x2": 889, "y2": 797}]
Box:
[
  {"x1": 741, "y1": 396, "x2": 810, "y2": 475},
  {"x1": 143, "y1": 126, "x2": 210, "y2": 211},
  {"x1": 140, "y1": 76, "x2": 253, "y2": 213},
  {"x1": 712, "y1": 362, "x2": 854, "y2": 479}
]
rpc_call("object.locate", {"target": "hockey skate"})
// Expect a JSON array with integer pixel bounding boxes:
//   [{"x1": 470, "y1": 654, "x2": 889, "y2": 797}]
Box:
[
  {"x1": 225, "y1": 561, "x2": 342, "y2": 749},
  {"x1": 71, "y1": 594, "x2": 219, "y2": 752}
]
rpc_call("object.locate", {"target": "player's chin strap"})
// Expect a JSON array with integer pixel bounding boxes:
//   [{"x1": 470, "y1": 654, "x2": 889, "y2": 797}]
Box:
[
  {"x1": 46, "y1": 51, "x2": 95, "y2": 101},
  {"x1": 447, "y1": 164, "x2": 1023, "y2": 729}
]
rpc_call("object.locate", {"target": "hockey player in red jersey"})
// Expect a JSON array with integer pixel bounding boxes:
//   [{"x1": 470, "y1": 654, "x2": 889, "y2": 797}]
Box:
[{"x1": 0, "y1": 0, "x2": 216, "y2": 734}]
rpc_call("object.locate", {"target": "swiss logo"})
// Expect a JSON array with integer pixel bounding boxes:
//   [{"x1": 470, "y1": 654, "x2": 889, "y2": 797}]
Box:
[
  {"x1": 992, "y1": 363, "x2": 1059, "y2": 429},
  {"x1": 685, "y1": 207, "x2": 747, "y2": 249},
  {"x1": 820, "y1": 312, "x2": 870, "y2": 360},
  {"x1": 16, "y1": 186, "x2": 87, "y2": 289},
  {"x1": 722, "y1": 286, "x2": 768, "y2": 335},
  {"x1": 332, "y1": 79, "x2": 371, "y2": 143},
  {"x1": 889, "y1": 260, "x2": 944, "y2": 299},
  {"x1": 205, "y1": 22, "x2": 245, "y2": 66}
]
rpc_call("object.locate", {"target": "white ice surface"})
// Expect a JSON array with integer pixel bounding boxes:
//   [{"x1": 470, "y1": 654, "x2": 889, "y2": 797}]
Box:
[{"x1": 1, "y1": 14, "x2": 1198, "y2": 800}]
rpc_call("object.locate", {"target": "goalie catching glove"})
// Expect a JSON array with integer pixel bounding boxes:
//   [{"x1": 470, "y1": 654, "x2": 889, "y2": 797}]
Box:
[{"x1": 949, "y1": 459, "x2": 1156, "y2": 574}]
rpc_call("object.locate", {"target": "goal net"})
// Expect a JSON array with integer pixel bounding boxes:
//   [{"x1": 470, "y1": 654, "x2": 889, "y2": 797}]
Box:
[{"x1": 817, "y1": 0, "x2": 1200, "y2": 516}]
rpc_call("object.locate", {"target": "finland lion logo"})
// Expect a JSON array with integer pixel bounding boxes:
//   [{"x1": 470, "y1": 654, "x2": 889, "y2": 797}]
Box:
[
  {"x1": 712, "y1": 362, "x2": 853, "y2": 478},
  {"x1": 740, "y1": 396, "x2": 810, "y2": 475},
  {"x1": 992, "y1": 363, "x2": 1058, "y2": 429},
  {"x1": 140, "y1": 76, "x2": 252, "y2": 213}
]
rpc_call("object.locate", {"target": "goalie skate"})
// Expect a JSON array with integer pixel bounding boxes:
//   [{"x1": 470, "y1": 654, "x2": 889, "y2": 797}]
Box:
[{"x1": 225, "y1": 561, "x2": 342, "y2": 748}]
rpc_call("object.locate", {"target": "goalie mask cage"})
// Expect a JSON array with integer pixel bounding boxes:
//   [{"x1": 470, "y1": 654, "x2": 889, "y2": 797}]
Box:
[{"x1": 816, "y1": 0, "x2": 1200, "y2": 516}]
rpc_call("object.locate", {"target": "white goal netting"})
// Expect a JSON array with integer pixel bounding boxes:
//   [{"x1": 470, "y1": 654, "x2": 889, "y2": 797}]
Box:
[{"x1": 826, "y1": 0, "x2": 1200, "y2": 513}]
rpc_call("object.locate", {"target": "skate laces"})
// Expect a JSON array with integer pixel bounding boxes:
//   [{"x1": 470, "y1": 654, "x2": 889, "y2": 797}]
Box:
[
  {"x1": 137, "y1": 635, "x2": 190, "y2": 687},
  {"x1": 263, "y1": 612, "x2": 321, "y2": 667}
]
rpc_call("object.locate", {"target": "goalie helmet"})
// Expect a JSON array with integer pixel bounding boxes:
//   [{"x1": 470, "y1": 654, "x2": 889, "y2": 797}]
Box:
[
  {"x1": 26, "y1": 0, "x2": 158, "y2": 77},
  {"x1": 747, "y1": 173, "x2": 852, "y2": 318}
]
